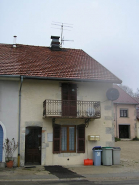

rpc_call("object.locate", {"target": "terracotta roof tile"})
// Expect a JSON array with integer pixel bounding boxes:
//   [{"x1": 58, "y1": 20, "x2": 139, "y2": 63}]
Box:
[
  {"x1": 113, "y1": 85, "x2": 138, "y2": 104},
  {"x1": 0, "y1": 44, "x2": 122, "y2": 83}
]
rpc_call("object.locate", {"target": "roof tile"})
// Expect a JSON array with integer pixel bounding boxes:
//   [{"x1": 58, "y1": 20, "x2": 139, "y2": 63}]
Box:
[
  {"x1": 113, "y1": 85, "x2": 138, "y2": 104},
  {"x1": 0, "y1": 44, "x2": 122, "y2": 83}
]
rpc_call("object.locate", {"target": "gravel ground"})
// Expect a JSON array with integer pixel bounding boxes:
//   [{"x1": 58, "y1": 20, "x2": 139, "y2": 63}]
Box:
[
  {"x1": 115, "y1": 141, "x2": 139, "y2": 169},
  {"x1": 0, "y1": 141, "x2": 139, "y2": 182}
]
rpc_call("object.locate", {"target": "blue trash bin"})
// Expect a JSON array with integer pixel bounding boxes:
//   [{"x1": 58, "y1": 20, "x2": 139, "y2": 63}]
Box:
[{"x1": 92, "y1": 146, "x2": 102, "y2": 166}]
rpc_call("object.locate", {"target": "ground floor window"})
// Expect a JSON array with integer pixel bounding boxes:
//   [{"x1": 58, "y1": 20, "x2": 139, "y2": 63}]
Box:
[
  {"x1": 53, "y1": 124, "x2": 85, "y2": 154},
  {"x1": 61, "y1": 126, "x2": 76, "y2": 152}
]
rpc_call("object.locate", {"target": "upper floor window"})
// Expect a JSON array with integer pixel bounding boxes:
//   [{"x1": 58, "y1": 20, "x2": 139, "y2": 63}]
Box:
[{"x1": 120, "y1": 109, "x2": 128, "y2": 117}]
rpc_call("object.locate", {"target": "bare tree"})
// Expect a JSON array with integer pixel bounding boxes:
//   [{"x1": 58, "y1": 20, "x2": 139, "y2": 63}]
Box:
[
  {"x1": 134, "y1": 88, "x2": 139, "y2": 98},
  {"x1": 119, "y1": 84, "x2": 134, "y2": 97}
]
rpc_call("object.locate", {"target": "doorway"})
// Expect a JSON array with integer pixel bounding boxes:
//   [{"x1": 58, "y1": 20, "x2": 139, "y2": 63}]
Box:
[
  {"x1": 25, "y1": 127, "x2": 42, "y2": 165},
  {"x1": 119, "y1": 125, "x2": 130, "y2": 138}
]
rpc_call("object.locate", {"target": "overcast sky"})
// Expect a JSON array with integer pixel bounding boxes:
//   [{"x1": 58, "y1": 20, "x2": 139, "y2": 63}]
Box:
[{"x1": 0, "y1": 0, "x2": 139, "y2": 92}]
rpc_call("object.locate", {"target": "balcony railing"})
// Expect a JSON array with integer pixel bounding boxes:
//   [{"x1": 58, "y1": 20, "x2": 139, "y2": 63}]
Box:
[{"x1": 43, "y1": 99, "x2": 101, "y2": 119}]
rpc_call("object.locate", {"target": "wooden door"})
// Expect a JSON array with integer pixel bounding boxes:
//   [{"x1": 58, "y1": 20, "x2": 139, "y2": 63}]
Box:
[
  {"x1": 25, "y1": 127, "x2": 42, "y2": 165},
  {"x1": 62, "y1": 84, "x2": 77, "y2": 117}
]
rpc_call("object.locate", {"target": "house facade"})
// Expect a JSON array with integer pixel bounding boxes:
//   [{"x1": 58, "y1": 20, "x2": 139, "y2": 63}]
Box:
[
  {"x1": 113, "y1": 85, "x2": 138, "y2": 139},
  {"x1": 0, "y1": 79, "x2": 19, "y2": 164},
  {"x1": 0, "y1": 38, "x2": 122, "y2": 166},
  {"x1": 20, "y1": 79, "x2": 115, "y2": 166}
]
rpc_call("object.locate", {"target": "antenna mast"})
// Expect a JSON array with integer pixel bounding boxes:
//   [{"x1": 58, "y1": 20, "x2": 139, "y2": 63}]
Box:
[{"x1": 51, "y1": 22, "x2": 74, "y2": 47}]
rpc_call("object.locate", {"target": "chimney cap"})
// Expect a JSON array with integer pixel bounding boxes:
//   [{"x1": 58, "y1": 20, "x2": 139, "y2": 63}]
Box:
[{"x1": 51, "y1": 36, "x2": 60, "y2": 39}]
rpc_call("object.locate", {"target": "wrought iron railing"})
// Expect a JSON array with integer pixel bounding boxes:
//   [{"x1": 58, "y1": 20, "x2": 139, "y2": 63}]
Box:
[{"x1": 43, "y1": 99, "x2": 101, "y2": 119}]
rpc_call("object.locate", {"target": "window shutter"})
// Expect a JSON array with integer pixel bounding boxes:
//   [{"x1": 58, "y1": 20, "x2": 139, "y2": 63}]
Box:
[
  {"x1": 77, "y1": 124, "x2": 85, "y2": 153},
  {"x1": 53, "y1": 124, "x2": 61, "y2": 154}
]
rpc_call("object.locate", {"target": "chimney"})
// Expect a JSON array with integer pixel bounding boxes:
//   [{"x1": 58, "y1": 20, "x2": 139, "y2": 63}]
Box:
[
  {"x1": 51, "y1": 36, "x2": 61, "y2": 51},
  {"x1": 13, "y1": 36, "x2": 17, "y2": 48}
]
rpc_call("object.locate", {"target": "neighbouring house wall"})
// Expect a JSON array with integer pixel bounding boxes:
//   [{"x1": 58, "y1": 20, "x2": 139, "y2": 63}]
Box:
[
  {"x1": 0, "y1": 80, "x2": 19, "y2": 164},
  {"x1": 20, "y1": 79, "x2": 114, "y2": 166},
  {"x1": 114, "y1": 104, "x2": 136, "y2": 139},
  {"x1": 137, "y1": 120, "x2": 139, "y2": 138}
]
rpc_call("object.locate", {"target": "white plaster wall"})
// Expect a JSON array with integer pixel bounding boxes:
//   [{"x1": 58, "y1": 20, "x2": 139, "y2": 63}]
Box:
[
  {"x1": 21, "y1": 79, "x2": 114, "y2": 165},
  {"x1": 0, "y1": 80, "x2": 19, "y2": 162}
]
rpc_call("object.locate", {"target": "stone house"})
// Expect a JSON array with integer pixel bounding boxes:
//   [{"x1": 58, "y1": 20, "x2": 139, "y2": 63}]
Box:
[
  {"x1": 113, "y1": 85, "x2": 138, "y2": 139},
  {"x1": 0, "y1": 37, "x2": 122, "y2": 166}
]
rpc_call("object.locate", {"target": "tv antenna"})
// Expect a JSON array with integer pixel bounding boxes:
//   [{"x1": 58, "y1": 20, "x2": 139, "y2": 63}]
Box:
[{"x1": 51, "y1": 21, "x2": 74, "y2": 47}]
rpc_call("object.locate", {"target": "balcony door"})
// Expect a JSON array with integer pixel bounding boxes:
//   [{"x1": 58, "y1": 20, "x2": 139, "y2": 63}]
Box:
[{"x1": 62, "y1": 83, "x2": 77, "y2": 117}]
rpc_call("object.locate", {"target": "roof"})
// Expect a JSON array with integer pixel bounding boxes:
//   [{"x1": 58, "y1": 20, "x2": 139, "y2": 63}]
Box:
[
  {"x1": 113, "y1": 85, "x2": 138, "y2": 105},
  {"x1": 135, "y1": 97, "x2": 139, "y2": 103},
  {"x1": 135, "y1": 98, "x2": 139, "y2": 120},
  {"x1": 0, "y1": 44, "x2": 122, "y2": 83}
]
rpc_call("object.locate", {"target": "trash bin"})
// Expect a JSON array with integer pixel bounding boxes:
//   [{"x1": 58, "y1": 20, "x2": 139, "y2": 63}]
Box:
[
  {"x1": 102, "y1": 147, "x2": 113, "y2": 165},
  {"x1": 92, "y1": 146, "x2": 102, "y2": 166},
  {"x1": 112, "y1": 147, "x2": 121, "y2": 165}
]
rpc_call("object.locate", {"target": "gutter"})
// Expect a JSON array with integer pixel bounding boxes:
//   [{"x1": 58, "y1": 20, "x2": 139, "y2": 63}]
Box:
[
  {"x1": 116, "y1": 104, "x2": 118, "y2": 137},
  {"x1": 18, "y1": 76, "x2": 23, "y2": 167},
  {"x1": 23, "y1": 75, "x2": 122, "y2": 84},
  {"x1": 0, "y1": 74, "x2": 122, "y2": 84},
  {"x1": 0, "y1": 75, "x2": 20, "y2": 78},
  {"x1": 113, "y1": 102, "x2": 138, "y2": 105}
]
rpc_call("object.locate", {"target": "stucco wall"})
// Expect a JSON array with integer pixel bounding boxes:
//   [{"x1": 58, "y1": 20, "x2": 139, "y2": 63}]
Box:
[
  {"x1": 137, "y1": 120, "x2": 139, "y2": 138},
  {"x1": 0, "y1": 80, "x2": 19, "y2": 164},
  {"x1": 114, "y1": 104, "x2": 136, "y2": 139},
  {"x1": 20, "y1": 79, "x2": 114, "y2": 166}
]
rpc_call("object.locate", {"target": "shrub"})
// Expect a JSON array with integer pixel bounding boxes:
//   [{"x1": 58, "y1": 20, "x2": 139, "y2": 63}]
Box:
[
  {"x1": 3, "y1": 138, "x2": 18, "y2": 162},
  {"x1": 115, "y1": 137, "x2": 121, "y2": 142},
  {"x1": 132, "y1": 137, "x2": 139, "y2": 141}
]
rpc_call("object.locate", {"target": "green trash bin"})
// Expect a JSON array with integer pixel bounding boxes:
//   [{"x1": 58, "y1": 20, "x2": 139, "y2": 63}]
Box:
[
  {"x1": 112, "y1": 147, "x2": 121, "y2": 165},
  {"x1": 102, "y1": 147, "x2": 113, "y2": 165}
]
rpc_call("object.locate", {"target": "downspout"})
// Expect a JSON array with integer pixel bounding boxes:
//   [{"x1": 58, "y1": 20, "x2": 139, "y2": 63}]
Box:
[
  {"x1": 116, "y1": 104, "x2": 118, "y2": 137},
  {"x1": 18, "y1": 76, "x2": 23, "y2": 167}
]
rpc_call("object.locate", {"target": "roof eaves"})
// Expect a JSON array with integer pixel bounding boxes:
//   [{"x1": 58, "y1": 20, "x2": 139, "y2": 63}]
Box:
[
  {"x1": 20, "y1": 75, "x2": 122, "y2": 83},
  {"x1": 113, "y1": 102, "x2": 138, "y2": 105}
]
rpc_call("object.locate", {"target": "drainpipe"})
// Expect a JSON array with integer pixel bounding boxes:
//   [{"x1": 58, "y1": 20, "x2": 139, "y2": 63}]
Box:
[
  {"x1": 116, "y1": 104, "x2": 118, "y2": 137},
  {"x1": 18, "y1": 76, "x2": 23, "y2": 167}
]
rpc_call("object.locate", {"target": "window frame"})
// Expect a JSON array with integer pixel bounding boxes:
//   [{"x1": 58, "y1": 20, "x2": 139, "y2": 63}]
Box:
[
  {"x1": 120, "y1": 109, "x2": 128, "y2": 117},
  {"x1": 53, "y1": 124, "x2": 85, "y2": 154},
  {"x1": 61, "y1": 125, "x2": 76, "y2": 153}
]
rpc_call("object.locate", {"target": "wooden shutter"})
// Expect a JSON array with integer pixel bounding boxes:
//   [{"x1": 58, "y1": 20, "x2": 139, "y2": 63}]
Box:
[
  {"x1": 53, "y1": 124, "x2": 61, "y2": 153},
  {"x1": 77, "y1": 124, "x2": 85, "y2": 153}
]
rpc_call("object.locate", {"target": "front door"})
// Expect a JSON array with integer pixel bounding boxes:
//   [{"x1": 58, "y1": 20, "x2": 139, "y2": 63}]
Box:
[
  {"x1": 119, "y1": 125, "x2": 130, "y2": 138},
  {"x1": 25, "y1": 127, "x2": 42, "y2": 165},
  {"x1": 62, "y1": 83, "x2": 77, "y2": 117}
]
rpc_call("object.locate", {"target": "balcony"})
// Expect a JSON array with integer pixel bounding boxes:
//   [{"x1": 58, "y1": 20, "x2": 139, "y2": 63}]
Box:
[{"x1": 43, "y1": 100, "x2": 101, "y2": 119}]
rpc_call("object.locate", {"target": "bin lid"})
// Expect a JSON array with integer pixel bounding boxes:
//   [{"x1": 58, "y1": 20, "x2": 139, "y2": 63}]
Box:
[
  {"x1": 102, "y1": 147, "x2": 113, "y2": 150},
  {"x1": 93, "y1": 149, "x2": 102, "y2": 152},
  {"x1": 113, "y1": 147, "x2": 121, "y2": 150},
  {"x1": 92, "y1": 146, "x2": 101, "y2": 150}
]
